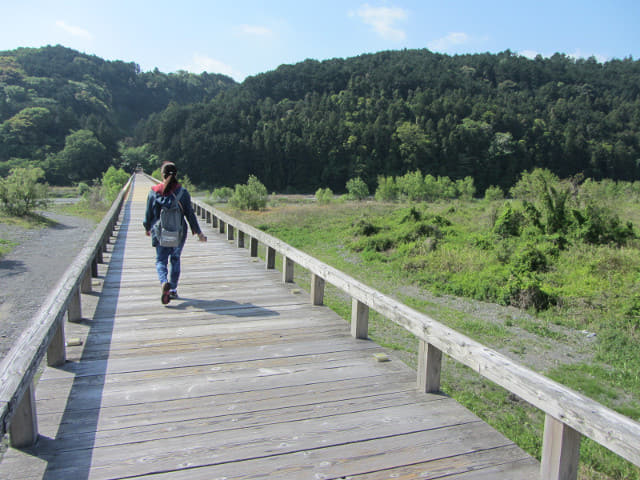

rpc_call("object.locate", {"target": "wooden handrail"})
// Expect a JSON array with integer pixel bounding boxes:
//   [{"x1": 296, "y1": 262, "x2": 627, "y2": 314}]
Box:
[
  {"x1": 0, "y1": 175, "x2": 134, "y2": 447},
  {"x1": 192, "y1": 197, "x2": 640, "y2": 480}
]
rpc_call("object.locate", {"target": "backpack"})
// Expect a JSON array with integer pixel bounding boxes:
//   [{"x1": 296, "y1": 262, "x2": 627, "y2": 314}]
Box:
[{"x1": 156, "y1": 188, "x2": 185, "y2": 247}]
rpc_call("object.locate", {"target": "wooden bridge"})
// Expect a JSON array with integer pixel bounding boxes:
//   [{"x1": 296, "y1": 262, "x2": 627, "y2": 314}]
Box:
[{"x1": 0, "y1": 173, "x2": 638, "y2": 479}]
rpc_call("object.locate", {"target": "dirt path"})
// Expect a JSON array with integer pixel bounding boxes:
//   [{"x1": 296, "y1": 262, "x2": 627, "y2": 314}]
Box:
[{"x1": 0, "y1": 211, "x2": 96, "y2": 360}]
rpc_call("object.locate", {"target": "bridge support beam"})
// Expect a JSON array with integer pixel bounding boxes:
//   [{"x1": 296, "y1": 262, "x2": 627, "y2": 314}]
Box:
[
  {"x1": 250, "y1": 237, "x2": 259, "y2": 257},
  {"x1": 311, "y1": 274, "x2": 325, "y2": 306},
  {"x1": 47, "y1": 319, "x2": 66, "y2": 367},
  {"x1": 417, "y1": 340, "x2": 442, "y2": 393},
  {"x1": 351, "y1": 299, "x2": 369, "y2": 339},
  {"x1": 283, "y1": 257, "x2": 294, "y2": 283},
  {"x1": 266, "y1": 247, "x2": 276, "y2": 270},
  {"x1": 541, "y1": 414, "x2": 581, "y2": 480},
  {"x1": 67, "y1": 288, "x2": 82, "y2": 323},
  {"x1": 9, "y1": 383, "x2": 38, "y2": 449}
]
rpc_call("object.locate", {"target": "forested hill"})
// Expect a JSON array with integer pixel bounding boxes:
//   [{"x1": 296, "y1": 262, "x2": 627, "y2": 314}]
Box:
[
  {"x1": 2, "y1": 46, "x2": 640, "y2": 193},
  {"x1": 0, "y1": 45, "x2": 236, "y2": 183},
  {"x1": 135, "y1": 49, "x2": 640, "y2": 194}
]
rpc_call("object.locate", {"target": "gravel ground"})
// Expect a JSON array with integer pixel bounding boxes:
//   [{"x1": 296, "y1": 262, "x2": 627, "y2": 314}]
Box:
[{"x1": 0, "y1": 211, "x2": 96, "y2": 360}]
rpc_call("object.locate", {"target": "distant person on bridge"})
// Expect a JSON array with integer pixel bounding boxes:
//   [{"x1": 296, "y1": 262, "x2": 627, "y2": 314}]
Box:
[{"x1": 143, "y1": 161, "x2": 207, "y2": 305}]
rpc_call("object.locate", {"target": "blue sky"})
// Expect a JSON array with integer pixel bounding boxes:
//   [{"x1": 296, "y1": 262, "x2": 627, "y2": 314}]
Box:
[{"x1": 2, "y1": 1, "x2": 638, "y2": 82}]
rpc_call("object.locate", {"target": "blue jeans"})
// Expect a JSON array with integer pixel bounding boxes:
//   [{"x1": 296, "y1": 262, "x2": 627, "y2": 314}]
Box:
[{"x1": 155, "y1": 243, "x2": 184, "y2": 290}]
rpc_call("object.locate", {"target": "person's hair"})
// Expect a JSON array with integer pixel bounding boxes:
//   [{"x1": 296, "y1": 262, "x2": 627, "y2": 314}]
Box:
[{"x1": 161, "y1": 162, "x2": 178, "y2": 190}]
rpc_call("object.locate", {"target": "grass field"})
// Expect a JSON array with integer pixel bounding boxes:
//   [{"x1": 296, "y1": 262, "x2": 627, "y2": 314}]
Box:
[{"x1": 218, "y1": 191, "x2": 640, "y2": 480}]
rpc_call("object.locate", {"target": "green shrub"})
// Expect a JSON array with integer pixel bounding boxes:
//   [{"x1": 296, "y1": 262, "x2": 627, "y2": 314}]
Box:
[
  {"x1": 101, "y1": 166, "x2": 130, "y2": 202},
  {"x1": 230, "y1": 175, "x2": 268, "y2": 210},
  {"x1": 493, "y1": 204, "x2": 525, "y2": 237},
  {"x1": 346, "y1": 177, "x2": 369, "y2": 200},
  {"x1": 315, "y1": 187, "x2": 334, "y2": 205},
  {"x1": 456, "y1": 176, "x2": 476, "y2": 200},
  {"x1": 484, "y1": 185, "x2": 504, "y2": 201},
  {"x1": 209, "y1": 186, "x2": 234, "y2": 203},
  {"x1": 0, "y1": 166, "x2": 49, "y2": 216},
  {"x1": 397, "y1": 170, "x2": 427, "y2": 201},
  {"x1": 375, "y1": 175, "x2": 398, "y2": 201}
]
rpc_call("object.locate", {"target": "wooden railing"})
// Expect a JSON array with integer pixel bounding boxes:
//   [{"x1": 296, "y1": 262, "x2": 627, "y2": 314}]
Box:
[
  {"x1": 191, "y1": 197, "x2": 640, "y2": 480},
  {"x1": 0, "y1": 175, "x2": 134, "y2": 448}
]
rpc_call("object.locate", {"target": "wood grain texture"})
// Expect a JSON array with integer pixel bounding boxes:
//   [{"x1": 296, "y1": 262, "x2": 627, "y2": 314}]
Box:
[{"x1": 0, "y1": 175, "x2": 539, "y2": 479}]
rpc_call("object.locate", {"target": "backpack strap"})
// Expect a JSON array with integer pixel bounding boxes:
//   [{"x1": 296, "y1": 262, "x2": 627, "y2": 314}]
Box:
[{"x1": 171, "y1": 187, "x2": 185, "y2": 214}]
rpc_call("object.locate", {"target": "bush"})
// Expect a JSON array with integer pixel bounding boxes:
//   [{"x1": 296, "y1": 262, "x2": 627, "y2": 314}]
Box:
[
  {"x1": 315, "y1": 187, "x2": 334, "y2": 205},
  {"x1": 346, "y1": 177, "x2": 369, "y2": 200},
  {"x1": 101, "y1": 166, "x2": 130, "y2": 202},
  {"x1": 208, "y1": 186, "x2": 234, "y2": 203},
  {"x1": 0, "y1": 166, "x2": 49, "y2": 216},
  {"x1": 484, "y1": 185, "x2": 504, "y2": 201},
  {"x1": 493, "y1": 204, "x2": 525, "y2": 237},
  {"x1": 375, "y1": 175, "x2": 398, "y2": 201},
  {"x1": 230, "y1": 175, "x2": 268, "y2": 210}
]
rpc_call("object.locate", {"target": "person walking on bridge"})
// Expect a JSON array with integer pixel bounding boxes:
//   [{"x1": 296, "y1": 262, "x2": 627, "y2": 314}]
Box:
[{"x1": 143, "y1": 161, "x2": 207, "y2": 305}]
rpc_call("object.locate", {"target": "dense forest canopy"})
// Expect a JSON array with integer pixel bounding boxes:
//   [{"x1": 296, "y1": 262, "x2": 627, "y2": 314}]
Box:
[
  {"x1": 136, "y1": 49, "x2": 640, "y2": 193},
  {"x1": 0, "y1": 45, "x2": 236, "y2": 184},
  {"x1": 2, "y1": 45, "x2": 640, "y2": 193}
]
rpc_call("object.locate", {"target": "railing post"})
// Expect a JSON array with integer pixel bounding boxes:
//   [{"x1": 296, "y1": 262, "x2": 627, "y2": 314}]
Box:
[
  {"x1": 9, "y1": 383, "x2": 38, "y2": 448},
  {"x1": 237, "y1": 230, "x2": 245, "y2": 248},
  {"x1": 206, "y1": 211, "x2": 211, "y2": 224},
  {"x1": 219, "y1": 220, "x2": 225, "y2": 234},
  {"x1": 227, "y1": 224, "x2": 234, "y2": 241},
  {"x1": 91, "y1": 256, "x2": 99, "y2": 277},
  {"x1": 311, "y1": 274, "x2": 325, "y2": 306},
  {"x1": 283, "y1": 257, "x2": 294, "y2": 283},
  {"x1": 541, "y1": 414, "x2": 581, "y2": 480},
  {"x1": 67, "y1": 288, "x2": 82, "y2": 322},
  {"x1": 250, "y1": 237, "x2": 259, "y2": 257},
  {"x1": 212, "y1": 215, "x2": 218, "y2": 228},
  {"x1": 417, "y1": 340, "x2": 442, "y2": 393},
  {"x1": 351, "y1": 298, "x2": 369, "y2": 339},
  {"x1": 47, "y1": 319, "x2": 66, "y2": 366},
  {"x1": 81, "y1": 266, "x2": 92, "y2": 294},
  {"x1": 266, "y1": 247, "x2": 276, "y2": 270}
]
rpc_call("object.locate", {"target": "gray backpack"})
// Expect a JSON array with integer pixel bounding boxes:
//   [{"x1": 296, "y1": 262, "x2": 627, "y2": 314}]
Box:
[{"x1": 157, "y1": 189, "x2": 184, "y2": 247}]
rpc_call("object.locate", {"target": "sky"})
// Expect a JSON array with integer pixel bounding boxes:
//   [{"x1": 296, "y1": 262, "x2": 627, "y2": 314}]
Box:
[{"x1": 2, "y1": 0, "x2": 639, "y2": 82}]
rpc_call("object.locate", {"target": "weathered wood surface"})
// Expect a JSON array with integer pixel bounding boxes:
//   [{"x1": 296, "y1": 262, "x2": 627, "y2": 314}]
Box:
[{"x1": 0, "y1": 175, "x2": 539, "y2": 479}]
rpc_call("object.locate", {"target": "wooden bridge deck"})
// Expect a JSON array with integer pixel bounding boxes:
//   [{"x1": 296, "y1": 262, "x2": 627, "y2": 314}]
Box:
[{"x1": 0, "y1": 176, "x2": 539, "y2": 479}]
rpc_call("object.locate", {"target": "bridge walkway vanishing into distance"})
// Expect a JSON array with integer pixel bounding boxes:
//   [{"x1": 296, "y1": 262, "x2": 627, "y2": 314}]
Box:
[{"x1": 2, "y1": 172, "x2": 605, "y2": 479}]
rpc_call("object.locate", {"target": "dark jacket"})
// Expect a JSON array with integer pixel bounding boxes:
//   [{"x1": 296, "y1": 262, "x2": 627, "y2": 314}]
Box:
[{"x1": 143, "y1": 183, "x2": 202, "y2": 247}]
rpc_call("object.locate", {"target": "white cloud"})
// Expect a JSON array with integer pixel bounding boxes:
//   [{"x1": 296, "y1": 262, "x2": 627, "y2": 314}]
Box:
[
  {"x1": 518, "y1": 50, "x2": 540, "y2": 60},
  {"x1": 568, "y1": 49, "x2": 608, "y2": 63},
  {"x1": 353, "y1": 4, "x2": 408, "y2": 42},
  {"x1": 427, "y1": 32, "x2": 470, "y2": 52},
  {"x1": 518, "y1": 49, "x2": 609, "y2": 63},
  {"x1": 55, "y1": 20, "x2": 92, "y2": 39},
  {"x1": 183, "y1": 53, "x2": 244, "y2": 81},
  {"x1": 239, "y1": 24, "x2": 273, "y2": 37}
]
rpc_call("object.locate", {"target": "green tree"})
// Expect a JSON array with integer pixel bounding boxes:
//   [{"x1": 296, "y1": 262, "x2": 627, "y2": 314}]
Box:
[
  {"x1": 315, "y1": 187, "x2": 334, "y2": 204},
  {"x1": 53, "y1": 129, "x2": 111, "y2": 184},
  {"x1": 345, "y1": 177, "x2": 369, "y2": 200},
  {"x1": 101, "y1": 166, "x2": 129, "y2": 202},
  {"x1": 0, "y1": 166, "x2": 49, "y2": 215},
  {"x1": 375, "y1": 175, "x2": 398, "y2": 201},
  {"x1": 230, "y1": 175, "x2": 268, "y2": 210}
]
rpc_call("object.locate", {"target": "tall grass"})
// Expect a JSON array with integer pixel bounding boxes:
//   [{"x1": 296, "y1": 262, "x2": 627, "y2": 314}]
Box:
[{"x1": 223, "y1": 193, "x2": 640, "y2": 480}]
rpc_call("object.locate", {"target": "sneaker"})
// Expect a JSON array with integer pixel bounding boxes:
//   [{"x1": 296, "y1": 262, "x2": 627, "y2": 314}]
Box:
[
  {"x1": 169, "y1": 289, "x2": 178, "y2": 299},
  {"x1": 161, "y1": 282, "x2": 171, "y2": 305}
]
